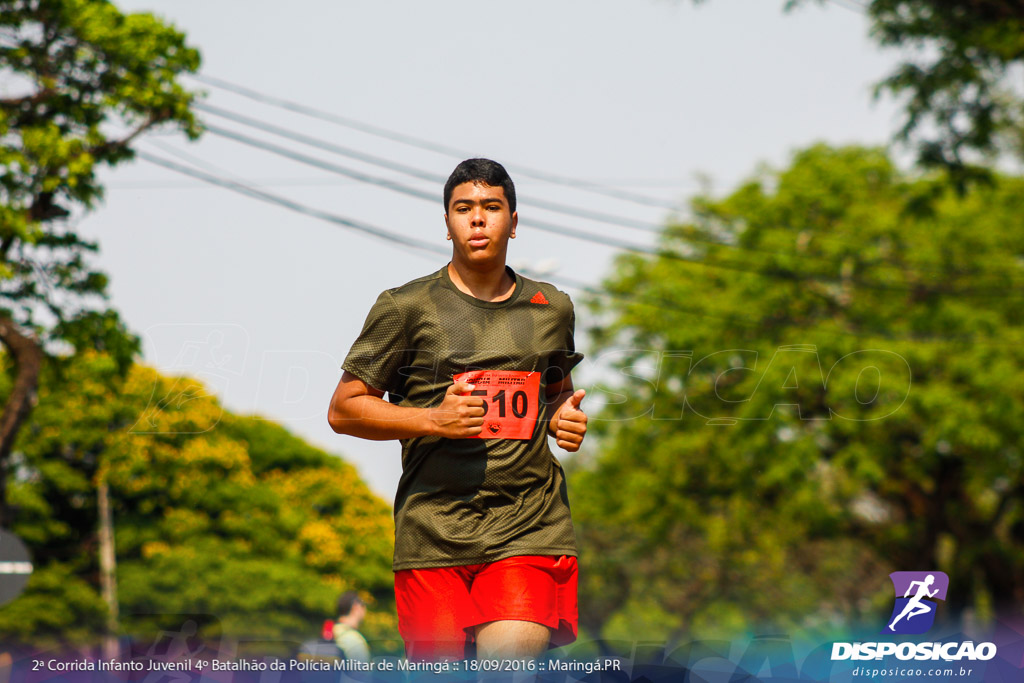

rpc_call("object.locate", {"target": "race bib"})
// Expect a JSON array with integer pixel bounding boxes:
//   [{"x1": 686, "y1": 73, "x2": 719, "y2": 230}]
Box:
[{"x1": 454, "y1": 370, "x2": 541, "y2": 440}]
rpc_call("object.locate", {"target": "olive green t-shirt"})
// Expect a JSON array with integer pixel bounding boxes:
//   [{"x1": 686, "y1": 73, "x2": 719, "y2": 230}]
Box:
[{"x1": 342, "y1": 265, "x2": 582, "y2": 570}]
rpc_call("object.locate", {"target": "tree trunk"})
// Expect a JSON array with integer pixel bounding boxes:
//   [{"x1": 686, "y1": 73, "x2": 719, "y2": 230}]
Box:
[
  {"x1": 0, "y1": 313, "x2": 44, "y2": 527},
  {"x1": 98, "y1": 477, "x2": 121, "y2": 660}
]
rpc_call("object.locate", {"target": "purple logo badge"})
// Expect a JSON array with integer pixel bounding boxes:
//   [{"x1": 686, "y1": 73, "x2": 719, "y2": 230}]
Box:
[{"x1": 883, "y1": 571, "x2": 949, "y2": 634}]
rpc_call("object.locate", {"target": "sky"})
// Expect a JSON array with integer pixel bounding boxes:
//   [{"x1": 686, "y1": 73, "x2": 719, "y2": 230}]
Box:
[{"x1": 79, "y1": 0, "x2": 905, "y2": 499}]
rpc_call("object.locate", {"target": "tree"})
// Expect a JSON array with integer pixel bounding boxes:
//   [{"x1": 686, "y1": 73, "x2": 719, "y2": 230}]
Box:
[
  {"x1": 1, "y1": 351, "x2": 398, "y2": 650},
  {"x1": 0, "y1": 0, "x2": 200, "y2": 524},
  {"x1": 569, "y1": 143, "x2": 1024, "y2": 643},
  {"x1": 826, "y1": 0, "x2": 1024, "y2": 189},
  {"x1": 858, "y1": 0, "x2": 1024, "y2": 188},
  {"x1": 686, "y1": 0, "x2": 1024, "y2": 191}
]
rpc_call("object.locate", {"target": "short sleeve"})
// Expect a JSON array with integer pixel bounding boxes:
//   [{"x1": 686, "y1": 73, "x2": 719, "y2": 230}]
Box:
[
  {"x1": 544, "y1": 295, "x2": 584, "y2": 385},
  {"x1": 342, "y1": 290, "x2": 408, "y2": 394}
]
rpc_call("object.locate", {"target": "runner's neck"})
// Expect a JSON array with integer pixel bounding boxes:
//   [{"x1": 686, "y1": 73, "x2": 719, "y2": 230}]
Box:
[{"x1": 447, "y1": 261, "x2": 515, "y2": 302}]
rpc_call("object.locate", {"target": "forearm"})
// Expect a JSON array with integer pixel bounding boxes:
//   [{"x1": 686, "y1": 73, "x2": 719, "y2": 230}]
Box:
[{"x1": 329, "y1": 395, "x2": 436, "y2": 440}]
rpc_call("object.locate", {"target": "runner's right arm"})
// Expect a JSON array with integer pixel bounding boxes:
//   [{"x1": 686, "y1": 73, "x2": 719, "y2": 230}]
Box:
[{"x1": 328, "y1": 371, "x2": 485, "y2": 440}]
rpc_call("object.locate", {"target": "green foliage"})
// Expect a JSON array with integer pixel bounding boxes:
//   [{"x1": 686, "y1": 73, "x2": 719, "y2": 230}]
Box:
[
  {"x1": 785, "y1": 0, "x2": 1024, "y2": 190},
  {"x1": 570, "y1": 143, "x2": 1024, "y2": 642},
  {"x1": 0, "y1": 563, "x2": 108, "y2": 645},
  {"x1": 0, "y1": 353, "x2": 398, "y2": 650},
  {"x1": 0, "y1": 0, "x2": 199, "y2": 341}
]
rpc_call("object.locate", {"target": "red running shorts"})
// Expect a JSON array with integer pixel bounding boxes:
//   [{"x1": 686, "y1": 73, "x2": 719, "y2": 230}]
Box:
[{"x1": 394, "y1": 554, "x2": 578, "y2": 661}]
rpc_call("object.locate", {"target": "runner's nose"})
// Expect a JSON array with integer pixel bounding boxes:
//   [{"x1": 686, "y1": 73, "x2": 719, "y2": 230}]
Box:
[{"x1": 471, "y1": 207, "x2": 485, "y2": 227}]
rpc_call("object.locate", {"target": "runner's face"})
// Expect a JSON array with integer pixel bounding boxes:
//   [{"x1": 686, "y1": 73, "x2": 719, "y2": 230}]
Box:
[{"x1": 445, "y1": 182, "x2": 517, "y2": 267}]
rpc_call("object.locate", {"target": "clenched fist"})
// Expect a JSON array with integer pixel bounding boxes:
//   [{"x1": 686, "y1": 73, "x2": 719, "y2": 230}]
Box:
[
  {"x1": 428, "y1": 381, "x2": 485, "y2": 438},
  {"x1": 550, "y1": 389, "x2": 587, "y2": 452}
]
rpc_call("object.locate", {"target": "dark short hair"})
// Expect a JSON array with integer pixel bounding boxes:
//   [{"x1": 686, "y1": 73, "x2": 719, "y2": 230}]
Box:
[
  {"x1": 336, "y1": 591, "x2": 364, "y2": 617},
  {"x1": 443, "y1": 158, "x2": 516, "y2": 213}
]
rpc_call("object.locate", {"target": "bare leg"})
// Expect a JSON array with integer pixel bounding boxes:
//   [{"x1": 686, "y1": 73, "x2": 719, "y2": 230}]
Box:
[{"x1": 474, "y1": 620, "x2": 552, "y2": 659}]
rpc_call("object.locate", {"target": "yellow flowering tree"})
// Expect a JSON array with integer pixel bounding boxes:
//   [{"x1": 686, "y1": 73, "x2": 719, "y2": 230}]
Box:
[{"x1": 1, "y1": 352, "x2": 397, "y2": 650}]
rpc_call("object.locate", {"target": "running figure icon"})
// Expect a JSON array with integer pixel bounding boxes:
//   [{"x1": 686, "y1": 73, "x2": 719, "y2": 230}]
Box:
[{"x1": 888, "y1": 574, "x2": 939, "y2": 631}]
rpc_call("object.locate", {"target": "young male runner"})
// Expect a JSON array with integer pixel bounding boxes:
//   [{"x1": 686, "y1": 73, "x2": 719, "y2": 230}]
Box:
[{"x1": 328, "y1": 158, "x2": 587, "y2": 661}]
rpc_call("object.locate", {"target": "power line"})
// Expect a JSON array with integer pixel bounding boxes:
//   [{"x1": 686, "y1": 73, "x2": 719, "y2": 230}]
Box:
[
  {"x1": 126, "y1": 150, "x2": 833, "y2": 337},
  {"x1": 203, "y1": 123, "x2": 439, "y2": 201},
  {"x1": 196, "y1": 102, "x2": 665, "y2": 235},
  {"x1": 191, "y1": 73, "x2": 682, "y2": 211},
  {"x1": 146, "y1": 137, "x2": 249, "y2": 180},
  {"x1": 171, "y1": 124, "x2": 729, "y2": 274},
  {"x1": 200, "y1": 122, "x2": 683, "y2": 256},
  {"x1": 194, "y1": 125, "x2": 1024, "y2": 296},
  {"x1": 190, "y1": 83, "x2": 1013, "y2": 285},
  {"x1": 196, "y1": 103, "x2": 886, "y2": 266},
  {"x1": 197, "y1": 123, "x2": 809, "y2": 280},
  {"x1": 137, "y1": 145, "x2": 741, "y2": 331},
  {"x1": 137, "y1": 148, "x2": 1021, "y2": 346},
  {"x1": 550, "y1": 269, "x2": 1024, "y2": 347},
  {"x1": 106, "y1": 176, "x2": 727, "y2": 190},
  {"x1": 106, "y1": 177, "x2": 408, "y2": 190},
  {"x1": 135, "y1": 150, "x2": 449, "y2": 260},
  {"x1": 194, "y1": 104, "x2": 1003, "y2": 285}
]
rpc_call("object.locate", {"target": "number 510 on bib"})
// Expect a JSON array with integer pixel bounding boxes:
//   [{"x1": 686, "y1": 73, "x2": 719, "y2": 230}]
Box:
[{"x1": 454, "y1": 370, "x2": 541, "y2": 440}]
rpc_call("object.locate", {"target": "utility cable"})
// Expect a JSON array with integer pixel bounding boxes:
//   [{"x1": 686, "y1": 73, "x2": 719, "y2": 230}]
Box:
[
  {"x1": 191, "y1": 73, "x2": 682, "y2": 210},
  {"x1": 196, "y1": 124, "x2": 1024, "y2": 296},
  {"x1": 135, "y1": 150, "x2": 449, "y2": 260},
  {"x1": 196, "y1": 102, "x2": 664, "y2": 234},
  {"x1": 138, "y1": 148, "x2": 1021, "y2": 346},
  {"x1": 191, "y1": 86, "x2": 1011, "y2": 284}
]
